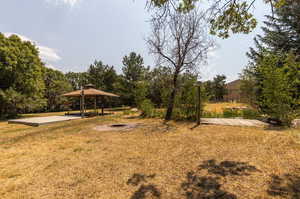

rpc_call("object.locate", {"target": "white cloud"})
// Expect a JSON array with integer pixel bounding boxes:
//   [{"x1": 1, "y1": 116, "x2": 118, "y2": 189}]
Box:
[
  {"x1": 45, "y1": 63, "x2": 57, "y2": 69},
  {"x1": 46, "y1": 0, "x2": 80, "y2": 6},
  {"x1": 3, "y1": 32, "x2": 61, "y2": 64}
]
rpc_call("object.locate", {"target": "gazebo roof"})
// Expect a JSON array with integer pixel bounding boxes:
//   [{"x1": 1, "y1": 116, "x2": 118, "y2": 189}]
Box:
[{"x1": 62, "y1": 88, "x2": 119, "y2": 97}]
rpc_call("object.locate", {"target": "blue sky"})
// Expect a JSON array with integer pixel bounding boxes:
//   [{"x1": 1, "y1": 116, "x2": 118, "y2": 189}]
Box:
[{"x1": 0, "y1": 0, "x2": 270, "y2": 81}]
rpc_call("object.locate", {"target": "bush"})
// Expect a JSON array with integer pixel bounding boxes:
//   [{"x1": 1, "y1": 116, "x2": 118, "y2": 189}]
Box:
[
  {"x1": 202, "y1": 111, "x2": 223, "y2": 118},
  {"x1": 139, "y1": 99, "x2": 156, "y2": 118},
  {"x1": 242, "y1": 109, "x2": 260, "y2": 119},
  {"x1": 223, "y1": 108, "x2": 241, "y2": 118}
]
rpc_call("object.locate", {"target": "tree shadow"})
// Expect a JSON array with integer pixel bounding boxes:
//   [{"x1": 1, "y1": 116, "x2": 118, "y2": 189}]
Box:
[
  {"x1": 198, "y1": 159, "x2": 260, "y2": 177},
  {"x1": 181, "y1": 171, "x2": 237, "y2": 199},
  {"x1": 127, "y1": 173, "x2": 160, "y2": 199},
  {"x1": 267, "y1": 174, "x2": 300, "y2": 199},
  {"x1": 127, "y1": 173, "x2": 156, "y2": 186},
  {"x1": 130, "y1": 184, "x2": 161, "y2": 199},
  {"x1": 181, "y1": 159, "x2": 260, "y2": 199}
]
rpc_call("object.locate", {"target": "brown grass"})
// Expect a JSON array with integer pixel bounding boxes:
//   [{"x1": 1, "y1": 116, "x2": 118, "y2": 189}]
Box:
[
  {"x1": 0, "y1": 114, "x2": 300, "y2": 199},
  {"x1": 204, "y1": 102, "x2": 249, "y2": 113}
]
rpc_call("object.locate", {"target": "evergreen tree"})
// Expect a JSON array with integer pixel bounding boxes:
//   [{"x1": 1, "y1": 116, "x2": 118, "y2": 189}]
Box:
[
  {"x1": 87, "y1": 60, "x2": 117, "y2": 91},
  {"x1": 247, "y1": 0, "x2": 300, "y2": 63},
  {"x1": 120, "y1": 52, "x2": 149, "y2": 106}
]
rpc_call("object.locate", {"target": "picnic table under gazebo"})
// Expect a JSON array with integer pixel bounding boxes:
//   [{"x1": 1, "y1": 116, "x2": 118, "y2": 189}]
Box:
[{"x1": 62, "y1": 84, "x2": 119, "y2": 117}]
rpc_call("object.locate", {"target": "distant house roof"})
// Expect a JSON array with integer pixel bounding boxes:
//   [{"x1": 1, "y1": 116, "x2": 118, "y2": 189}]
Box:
[
  {"x1": 226, "y1": 79, "x2": 242, "y2": 90},
  {"x1": 62, "y1": 88, "x2": 119, "y2": 97}
]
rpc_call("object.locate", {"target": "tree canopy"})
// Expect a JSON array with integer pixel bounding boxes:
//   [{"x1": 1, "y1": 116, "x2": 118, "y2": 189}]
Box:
[{"x1": 149, "y1": 0, "x2": 286, "y2": 38}]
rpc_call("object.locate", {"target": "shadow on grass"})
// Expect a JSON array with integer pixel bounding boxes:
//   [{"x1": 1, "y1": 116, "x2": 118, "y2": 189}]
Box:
[
  {"x1": 127, "y1": 173, "x2": 160, "y2": 199},
  {"x1": 181, "y1": 159, "x2": 260, "y2": 199},
  {"x1": 131, "y1": 184, "x2": 161, "y2": 199},
  {"x1": 181, "y1": 172, "x2": 237, "y2": 199},
  {"x1": 198, "y1": 159, "x2": 260, "y2": 177},
  {"x1": 127, "y1": 173, "x2": 156, "y2": 186},
  {"x1": 267, "y1": 173, "x2": 300, "y2": 199}
]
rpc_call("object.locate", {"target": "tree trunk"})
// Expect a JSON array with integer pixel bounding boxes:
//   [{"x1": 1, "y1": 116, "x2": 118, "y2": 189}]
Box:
[{"x1": 165, "y1": 71, "x2": 179, "y2": 120}]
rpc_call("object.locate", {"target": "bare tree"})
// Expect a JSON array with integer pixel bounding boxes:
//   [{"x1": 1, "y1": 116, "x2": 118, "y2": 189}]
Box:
[{"x1": 147, "y1": 9, "x2": 214, "y2": 120}]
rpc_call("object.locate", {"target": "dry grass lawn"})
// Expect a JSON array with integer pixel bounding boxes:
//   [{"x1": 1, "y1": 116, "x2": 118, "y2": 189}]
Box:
[
  {"x1": 0, "y1": 114, "x2": 300, "y2": 199},
  {"x1": 204, "y1": 102, "x2": 249, "y2": 113}
]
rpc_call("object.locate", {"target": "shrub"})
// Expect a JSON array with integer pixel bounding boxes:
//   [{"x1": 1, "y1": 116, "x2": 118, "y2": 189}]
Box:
[
  {"x1": 139, "y1": 99, "x2": 155, "y2": 118},
  {"x1": 223, "y1": 108, "x2": 241, "y2": 118},
  {"x1": 202, "y1": 111, "x2": 222, "y2": 118},
  {"x1": 242, "y1": 108, "x2": 260, "y2": 119}
]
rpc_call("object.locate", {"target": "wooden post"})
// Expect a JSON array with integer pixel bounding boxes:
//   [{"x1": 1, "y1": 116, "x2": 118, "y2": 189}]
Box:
[
  {"x1": 101, "y1": 96, "x2": 104, "y2": 115},
  {"x1": 197, "y1": 83, "x2": 201, "y2": 125},
  {"x1": 94, "y1": 96, "x2": 97, "y2": 116},
  {"x1": 81, "y1": 88, "x2": 85, "y2": 118}
]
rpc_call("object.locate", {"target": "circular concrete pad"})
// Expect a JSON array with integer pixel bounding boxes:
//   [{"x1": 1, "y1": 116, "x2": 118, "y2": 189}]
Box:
[{"x1": 93, "y1": 123, "x2": 141, "y2": 132}]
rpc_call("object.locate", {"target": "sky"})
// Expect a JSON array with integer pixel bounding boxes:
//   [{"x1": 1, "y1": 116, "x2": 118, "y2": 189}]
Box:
[{"x1": 0, "y1": 0, "x2": 270, "y2": 82}]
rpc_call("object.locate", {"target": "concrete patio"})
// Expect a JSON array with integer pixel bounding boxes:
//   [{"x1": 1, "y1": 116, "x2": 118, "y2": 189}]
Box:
[{"x1": 8, "y1": 116, "x2": 81, "y2": 127}]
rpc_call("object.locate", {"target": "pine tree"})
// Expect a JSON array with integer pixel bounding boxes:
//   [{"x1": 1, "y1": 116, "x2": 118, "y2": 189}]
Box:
[
  {"x1": 241, "y1": 0, "x2": 300, "y2": 125},
  {"x1": 247, "y1": 0, "x2": 300, "y2": 63}
]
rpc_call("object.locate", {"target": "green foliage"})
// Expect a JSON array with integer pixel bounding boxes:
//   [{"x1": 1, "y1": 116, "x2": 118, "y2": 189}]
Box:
[
  {"x1": 87, "y1": 60, "x2": 117, "y2": 91},
  {"x1": 148, "y1": 66, "x2": 172, "y2": 107},
  {"x1": 150, "y1": 0, "x2": 287, "y2": 38},
  {"x1": 256, "y1": 53, "x2": 300, "y2": 126},
  {"x1": 210, "y1": 2, "x2": 257, "y2": 38},
  {"x1": 134, "y1": 81, "x2": 149, "y2": 108},
  {"x1": 65, "y1": 72, "x2": 89, "y2": 90},
  {"x1": 242, "y1": 108, "x2": 260, "y2": 119},
  {"x1": 0, "y1": 33, "x2": 46, "y2": 118},
  {"x1": 242, "y1": 1, "x2": 300, "y2": 126},
  {"x1": 171, "y1": 73, "x2": 208, "y2": 121},
  {"x1": 44, "y1": 68, "x2": 72, "y2": 112},
  {"x1": 139, "y1": 99, "x2": 156, "y2": 118},
  {"x1": 202, "y1": 111, "x2": 223, "y2": 118},
  {"x1": 240, "y1": 66, "x2": 257, "y2": 106},
  {"x1": 203, "y1": 75, "x2": 228, "y2": 102},
  {"x1": 223, "y1": 108, "x2": 241, "y2": 118},
  {"x1": 247, "y1": 0, "x2": 300, "y2": 63},
  {"x1": 119, "y1": 52, "x2": 150, "y2": 106}
]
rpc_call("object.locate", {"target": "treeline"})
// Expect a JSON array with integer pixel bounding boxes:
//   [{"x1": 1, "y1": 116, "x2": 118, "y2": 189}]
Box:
[
  {"x1": 240, "y1": 0, "x2": 300, "y2": 126},
  {"x1": 0, "y1": 34, "x2": 228, "y2": 119}
]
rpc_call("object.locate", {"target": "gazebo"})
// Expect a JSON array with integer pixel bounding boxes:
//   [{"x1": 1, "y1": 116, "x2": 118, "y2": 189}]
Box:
[{"x1": 62, "y1": 84, "x2": 119, "y2": 117}]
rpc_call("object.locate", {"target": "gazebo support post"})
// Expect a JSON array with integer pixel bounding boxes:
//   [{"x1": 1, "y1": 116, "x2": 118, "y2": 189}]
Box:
[
  {"x1": 101, "y1": 96, "x2": 104, "y2": 116},
  {"x1": 94, "y1": 96, "x2": 97, "y2": 116},
  {"x1": 81, "y1": 89, "x2": 85, "y2": 118}
]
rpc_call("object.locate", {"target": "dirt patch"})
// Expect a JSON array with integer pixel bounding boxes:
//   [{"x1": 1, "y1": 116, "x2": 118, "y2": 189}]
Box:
[{"x1": 93, "y1": 123, "x2": 142, "y2": 132}]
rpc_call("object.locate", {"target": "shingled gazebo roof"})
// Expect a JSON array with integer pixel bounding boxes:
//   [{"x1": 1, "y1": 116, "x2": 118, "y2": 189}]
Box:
[{"x1": 62, "y1": 88, "x2": 119, "y2": 97}]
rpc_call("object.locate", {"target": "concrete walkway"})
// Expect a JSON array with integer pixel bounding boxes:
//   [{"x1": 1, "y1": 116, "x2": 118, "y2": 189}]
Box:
[
  {"x1": 8, "y1": 116, "x2": 81, "y2": 127},
  {"x1": 201, "y1": 118, "x2": 268, "y2": 127}
]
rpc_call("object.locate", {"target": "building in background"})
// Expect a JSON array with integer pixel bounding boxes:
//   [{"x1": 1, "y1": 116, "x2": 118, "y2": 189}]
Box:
[{"x1": 224, "y1": 79, "x2": 242, "y2": 102}]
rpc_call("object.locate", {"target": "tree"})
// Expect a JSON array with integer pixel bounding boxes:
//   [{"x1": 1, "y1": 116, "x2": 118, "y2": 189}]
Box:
[
  {"x1": 65, "y1": 72, "x2": 89, "y2": 90},
  {"x1": 241, "y1": 0, "x2": 300, "y2": 111},
  {"x1": 44, "y1": 68, "x2": 72, "y2": 112},
  {"x1": 149, "y1": 0, "x2": 286, "y2": 38},
  {"x1": 256, "y1": 53, "x2": 300, "y2": 126},
  {"x1": 87, "y1": 60, "x2": 117, "y2": 91},
  {"x1": 247, "y1": 0, "x2": 300, "y2": 63},
  {"x1": 120, "y1": 52, "x2": 150, "y2": 106},
  {"x1": 148, "y1": 66, "x2": 173, "y2": 107},
  {"x1": 211, "y1": 75, "x2": 227, "y2": 102},
  {"x1": 240, "y1": 66, "x2": 257, "y2": 106},
  {"x1": 147, "y1": 9, "x2": 214, "y2": 120},
  {"x1": 0, "y1": 33, "x2": 46, "y2": 118}
]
